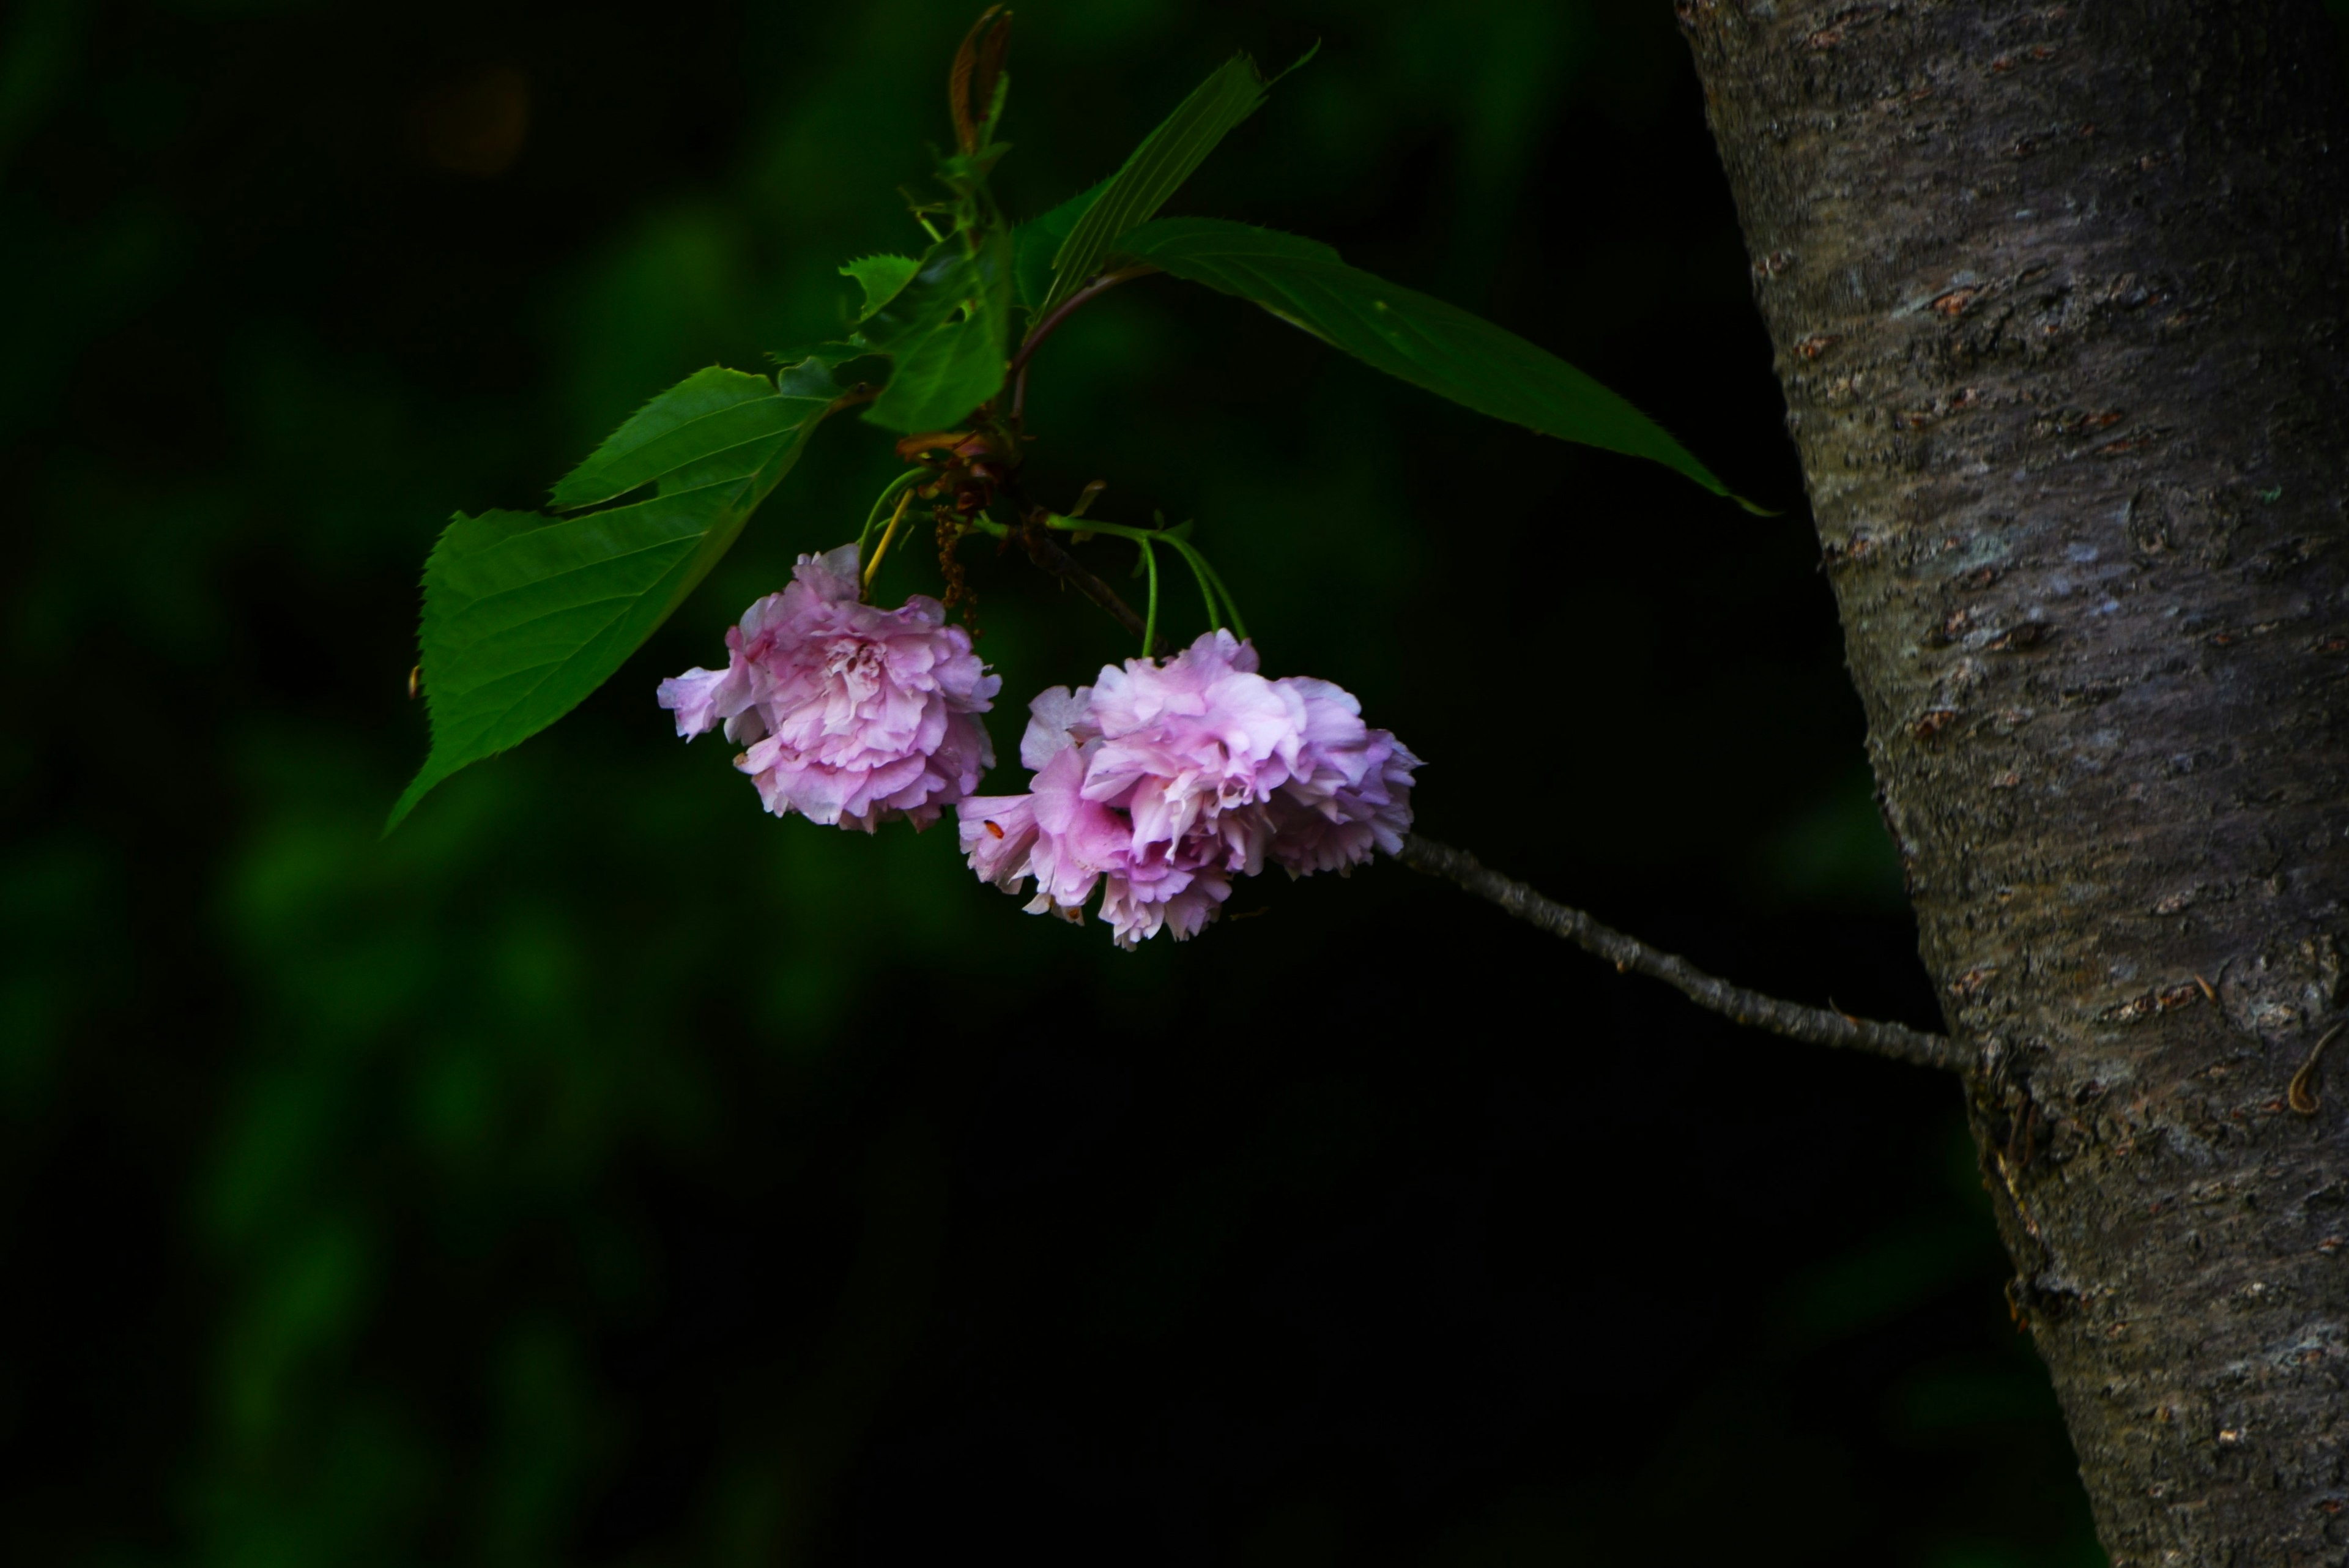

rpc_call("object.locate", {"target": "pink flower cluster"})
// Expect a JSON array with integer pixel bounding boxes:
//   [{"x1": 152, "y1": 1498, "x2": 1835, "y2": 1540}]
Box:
[
  {"x1": 955, "y1": 630, "x2": 1417, "y2": 946},
  {"x1": 657, "y1": 544, "x2": 998, "y2": 830}
]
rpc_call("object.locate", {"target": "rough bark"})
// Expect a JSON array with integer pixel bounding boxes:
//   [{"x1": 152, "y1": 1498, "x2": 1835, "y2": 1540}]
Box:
[{"x1": 1677, "y1": 3, "x2": 2349, "y2": 1562}]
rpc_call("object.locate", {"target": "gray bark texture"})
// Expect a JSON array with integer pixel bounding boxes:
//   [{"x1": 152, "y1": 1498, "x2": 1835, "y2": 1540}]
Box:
[{"x1": 1677, "y1": 2, "x2": 2349, "y2": 1562}]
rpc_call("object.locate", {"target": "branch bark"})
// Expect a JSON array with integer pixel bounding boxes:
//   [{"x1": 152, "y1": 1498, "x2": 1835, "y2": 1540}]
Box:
[
  {"x1": 1013, "y1": 516, "x2": 1169, "y2": 653},
  {"x1": 1395, "y1": 834, "x2": 1968, "y2": 1072},
  {"x1": 1680, "y1": 4, "x2": 2349, "y2": 1560}
]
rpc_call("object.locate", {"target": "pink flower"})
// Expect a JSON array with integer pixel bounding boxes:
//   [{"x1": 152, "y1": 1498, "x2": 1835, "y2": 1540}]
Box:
[
  {"x1": 1263, "y1": 677, "x2": 1420, "y2": 876},
  {"x1": 658, "y1": 544, "x2": 999, "y2": 831},
  {"x1": 956, "y1": 630, "x2": 1418, "y2": 945}
]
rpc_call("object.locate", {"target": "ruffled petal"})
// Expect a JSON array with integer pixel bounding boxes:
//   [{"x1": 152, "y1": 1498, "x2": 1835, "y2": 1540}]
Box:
[
  {"x1": 660, "y1": 545, "x2": 998, "y2": 830},
  {"x1": 963, "y1": 634, "x2": 1417, "y2": 946}
]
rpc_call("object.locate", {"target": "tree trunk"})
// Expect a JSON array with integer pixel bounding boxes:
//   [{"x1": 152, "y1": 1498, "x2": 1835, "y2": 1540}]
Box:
[{"x1": 1677, "y1": 2, "x2": 2349, "y2": 1561}]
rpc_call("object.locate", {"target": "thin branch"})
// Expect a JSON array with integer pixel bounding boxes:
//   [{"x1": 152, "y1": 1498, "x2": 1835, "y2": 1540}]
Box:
[
  {"x1": 1003, "y1": 527, "x2": 1959, "y2": 1072},
  {"x1": 1015, "y1": 519, "x2": 1173, "y2": 656},
  {"x1": 1394, "y1": 834, "x2": 1971, "y2": 1074},
  {"x1": 1008, "y1": 264, "x2": 1160, "y2": 423}
]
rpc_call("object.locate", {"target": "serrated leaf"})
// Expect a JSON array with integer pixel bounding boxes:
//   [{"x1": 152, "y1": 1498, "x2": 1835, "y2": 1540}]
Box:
[
  {"x1": 551, "y1": 367, "x2": 825, "y2": 512},
  {"x1": 1039, "y1": 53, "x2": 1274, "y2": 312},
  {"x1": 1014, "y1": 180, "x2": 1107, "y2": 311},
  {"x1": 865, "y1": 311, "x2": 1005, "y2": 433},
  {"x1": 865, "y1": 229, "x2": 1013, "y2": 433},
  {"x1": 854, "y1": 240, "x2": 983, "y2": 355},
  {"x1": 651, "y1": 432, "x2": 794, "y2": 496},
  {"x1": 840, "y1": 253, "x2": 920, "y2": 319},
  {"x1": 1113, "y1": 217, "x2": 1753, "y2": 508},
  {"x1": 773, "y1": 243, "x2": 1017, "y2": 435},
  {"x1": 389, "y1": 384, "x2": 844, "y2": 831}
]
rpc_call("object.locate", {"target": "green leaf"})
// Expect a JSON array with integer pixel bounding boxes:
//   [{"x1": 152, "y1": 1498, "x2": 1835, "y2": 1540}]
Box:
[
  {"x1": 551, "y1": 367, "x2": 820, "y2": 512},
  {"x1": 1013, "y1": 180, "x2": 1107, "y2": 311},
  {"x1": 853, "y1": 239, "x2": 984, "y2": 355},
  {"x1": 1113, "y1": 217, "x2": 1752, "y2": 507},
  {"x1": 865, "y1": 311, "x2": 1004, "y2": 433},
  {"x1": 388, "y1": 377, "x2": 843, "y2": 832},
  {"x1": 1039, "y1": 53, "x2": 1274, "y2": 312},
  {"x1": 864, "y1": 229, "x2": 1012, "y2": 433},
  {"x1": 839, "y1": 253, "x2": 919, "y2": 319},
  {"x1": 774, "y1": 240, "x2": 1018, "y2": 434},
  {"x1": 773, "y1": 349, "x2": 878, "y2": 398}
]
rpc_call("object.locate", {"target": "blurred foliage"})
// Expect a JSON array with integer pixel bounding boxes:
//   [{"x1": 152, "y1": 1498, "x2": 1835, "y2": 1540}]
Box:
[{"x1": 2, "y1": 1, "x2": 2103, "y2": 1563}]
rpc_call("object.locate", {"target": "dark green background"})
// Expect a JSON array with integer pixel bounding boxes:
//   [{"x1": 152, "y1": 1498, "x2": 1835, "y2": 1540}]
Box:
[{"x1": 5, "y1": 1, "x2": 2106, "y2": 1562}]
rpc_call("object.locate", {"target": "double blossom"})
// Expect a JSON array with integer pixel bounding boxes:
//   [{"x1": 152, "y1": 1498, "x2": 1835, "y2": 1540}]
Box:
[
  {"x1": 661, "y1": 563, "x2": 1416, "y2": 945},
  {"x1": 955, "y1": 630, "x2": 1418, "y2": 945},
  {"x1": 657, "y1": 545, "x2": 999, "y2": 831}
]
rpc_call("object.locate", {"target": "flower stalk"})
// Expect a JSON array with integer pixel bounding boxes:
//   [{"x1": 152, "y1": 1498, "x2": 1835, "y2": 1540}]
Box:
[
  {"x1": 1038, "y1": 513, "x2": 1247, "y2": 642},
  {"x1": 863, "y1": 488, "x2": 918, "y2": 592}
]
